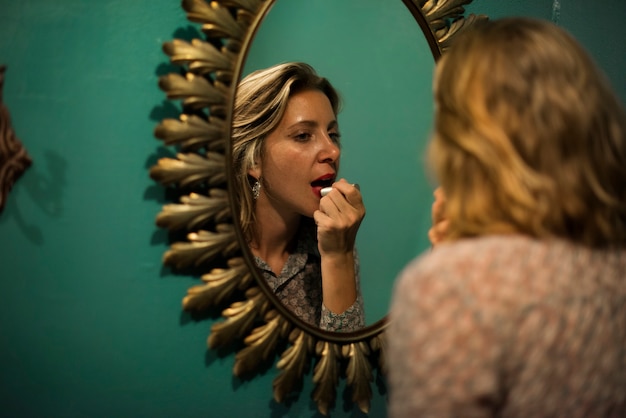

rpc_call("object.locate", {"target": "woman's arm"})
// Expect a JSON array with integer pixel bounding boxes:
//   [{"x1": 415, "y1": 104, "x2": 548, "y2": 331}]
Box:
[
  {"x1": 319, "y1": 249, "x2": 365, "y2": 332},
  {"x1": 314, "y1": 179, "x2": 365, "y2": 314}
]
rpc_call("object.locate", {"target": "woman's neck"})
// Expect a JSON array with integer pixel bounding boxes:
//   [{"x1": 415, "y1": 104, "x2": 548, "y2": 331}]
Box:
[{"x1": 249, "y1": 198, "x2": 301, "y2": 272}]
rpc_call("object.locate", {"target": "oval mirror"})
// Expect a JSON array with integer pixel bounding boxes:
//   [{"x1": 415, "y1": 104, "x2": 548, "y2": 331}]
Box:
[
  {"x1": 241, "y1": 0, "x2": 436, "y2": 327},
  {"x1": 150, "y1": 0, "x2": 486, "y2": 414}
]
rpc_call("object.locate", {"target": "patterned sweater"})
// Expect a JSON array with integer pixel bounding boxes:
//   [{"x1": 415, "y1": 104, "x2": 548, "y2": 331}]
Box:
[{"x1": 388, "y1": 235, "x2": 626, "y2": 417}]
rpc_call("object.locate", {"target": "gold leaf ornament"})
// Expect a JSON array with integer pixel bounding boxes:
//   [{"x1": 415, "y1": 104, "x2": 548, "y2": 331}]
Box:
[
  {"x1": 312, "y1": 341, "x2": 341, "y2": 415},
  {"x1": 273, "y1": 328, "x2": 315, "y2": 403},
  {"x1": 158, "y1": 72, "x2": 229, "y2": 115},
  {"x1": 183, "y1": 256, "x2": 252, "y2": 310},
  {"x1": 208, "y1": 286, "x2": 270, "y2": 349},
  {"x1": 343, "y1": 342, "x2": 374, "y2": 413},
  {"x1": 183, "y1": 0, "x2": 247, "y2": 42},
  {"x1": 150, "y1": 152, "x2": 225, "y2": 188},
  {"x1": 163, "y1": 38, "x2": 235, "y2": 79},
  {"x1": 234, "y1": 309, "x2": 291, "y2": 376},
  {"x1": 163, "y1": 224, "x2": 239, "y2": 269},
  {"x1": 156, "y1": 190, "x2": 231, "y2": 231},
  {"x1": 154, "y1": 115, "x2": 226, "y2": 151}
]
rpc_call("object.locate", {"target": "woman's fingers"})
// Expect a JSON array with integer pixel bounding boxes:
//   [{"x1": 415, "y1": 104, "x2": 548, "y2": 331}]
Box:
[
  {"x1": 430, "y1": 187, "x2": 448, "y2": 246},
  {"x1": 321, "y1": 180, "x2": 363, "y2": 214},
  {"x1": 315, "y1": 179, "x2": 365, "y2": 254},
  {"x1": 432, "y1": 187, "x2": 446, "y2": 224},
  {"x1": 428, "y1": 219, "x2": 450, "y2": 246},
  {"x1": 318, "y1": 179, "x2": 365, "y2": 222}
]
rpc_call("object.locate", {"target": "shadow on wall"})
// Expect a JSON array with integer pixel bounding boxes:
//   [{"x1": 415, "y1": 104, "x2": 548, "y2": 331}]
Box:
[{"x1": 0, "y1": 150, "x2": 66, "y2": 245}]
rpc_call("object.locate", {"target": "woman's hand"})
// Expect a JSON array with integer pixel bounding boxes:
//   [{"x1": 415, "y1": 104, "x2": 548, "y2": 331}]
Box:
[
  {"x1": 428, "y1": 187, "x2": 449, "y2": 247},
  {"x1": 314, "y1": 178, "x2": 365, "y2": 256}
]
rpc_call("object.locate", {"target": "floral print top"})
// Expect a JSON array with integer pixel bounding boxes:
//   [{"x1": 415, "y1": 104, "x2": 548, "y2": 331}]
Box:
[
  {"x1": 388, "y1": 235, "x2": 626, "y2": 417},
  {"x1": 254, "y1": 220, "x2": 365, "y2": 332}
]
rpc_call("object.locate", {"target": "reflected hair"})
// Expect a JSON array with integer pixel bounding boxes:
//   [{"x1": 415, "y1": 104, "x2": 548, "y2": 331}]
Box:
[
  {"x1": 429, "y1": 17, "x2": 626, "y2": 247},
  {"x1": 231, "y1": 62, "x2": 341, "y2": 242}
]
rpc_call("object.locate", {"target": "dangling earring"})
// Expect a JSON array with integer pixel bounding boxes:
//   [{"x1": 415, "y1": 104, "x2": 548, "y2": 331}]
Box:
[{"x1": 252, "y1": 179, "x2": 261, "y2": 200}]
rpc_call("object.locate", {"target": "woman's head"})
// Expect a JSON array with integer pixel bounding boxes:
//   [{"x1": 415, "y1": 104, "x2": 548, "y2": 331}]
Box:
[
  {"x1": 430, "y1": 17, "x2": 626, "y2": 247},
  {"x1": 232, "y1": 62, "x2": 341, "y2": 240}
]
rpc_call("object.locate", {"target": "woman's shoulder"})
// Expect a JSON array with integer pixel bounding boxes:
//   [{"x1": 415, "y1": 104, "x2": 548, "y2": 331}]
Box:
[
  {"x1": 402, "y1": 235, "x2": 538, "y2": 278},
  {"x1": 395, "y1": 236, "x2": 557, "y2": 303},
  {"x1": 395, "y1": 234, "x2": 625, "y2": 307}
]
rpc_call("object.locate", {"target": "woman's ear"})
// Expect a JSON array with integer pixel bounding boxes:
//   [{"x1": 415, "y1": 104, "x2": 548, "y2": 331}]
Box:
[{"x1": 248, "y1": 161, "x2": 261, "y2": 180}]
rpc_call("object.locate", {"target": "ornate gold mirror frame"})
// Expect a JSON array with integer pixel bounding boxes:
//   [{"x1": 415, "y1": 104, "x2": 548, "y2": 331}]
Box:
[{"x1": 150, "y1": 0, "x2": 485, "y2": 414}]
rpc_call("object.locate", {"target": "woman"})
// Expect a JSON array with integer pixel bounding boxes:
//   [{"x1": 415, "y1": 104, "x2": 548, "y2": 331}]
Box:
[
  {"x1": 388, "y1": 18, "x2": 626, "y2": 416},
  {"x1": 232, "y1": 62, "x2": 365, "y2": 332}
]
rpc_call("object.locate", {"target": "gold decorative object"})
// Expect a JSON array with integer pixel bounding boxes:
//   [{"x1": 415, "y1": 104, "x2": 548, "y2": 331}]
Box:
[
  {"x1": 0, "y1": 65, "x2": 31, "y2": 214},
  {"x1": 150, "y1": 0, "x2": 486, "y2": 413}
]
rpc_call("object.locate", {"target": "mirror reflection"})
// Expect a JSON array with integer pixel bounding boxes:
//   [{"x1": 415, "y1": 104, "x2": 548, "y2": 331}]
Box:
[
  {"x1": 239, "y1": 0, "x2": 436, "y2": 325},
  {"x1": 232, "y1": 63, "x2": 366, "y2": 332}
]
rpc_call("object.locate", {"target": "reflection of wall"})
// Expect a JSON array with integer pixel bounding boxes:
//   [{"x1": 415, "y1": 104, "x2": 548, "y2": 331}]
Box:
[{"x1": 0, "y1": 1, "x2": 624, "y2": 417}]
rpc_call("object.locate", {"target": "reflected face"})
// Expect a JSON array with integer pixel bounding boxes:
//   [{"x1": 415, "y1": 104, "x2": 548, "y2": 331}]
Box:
[{"x1": 251, "y1": 89, "x2": 341, "y2": 218}]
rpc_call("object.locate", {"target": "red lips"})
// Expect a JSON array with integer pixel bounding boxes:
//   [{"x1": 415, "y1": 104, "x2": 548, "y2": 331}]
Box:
[
  {"x1": 311, "y1": 173, "x2": 335, "y2": 185},
  {"x1": 311, "y1": 173, "x2": 335, "y2": 197}
]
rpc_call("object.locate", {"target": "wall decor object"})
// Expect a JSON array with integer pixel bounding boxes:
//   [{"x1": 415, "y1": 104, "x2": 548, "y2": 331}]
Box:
[
  {"x1": 150, "y1": 0, "x2": 486, "y2": 414},
  {"x1": 0, "y1": 65, "x2": 31, "y2": 214}
]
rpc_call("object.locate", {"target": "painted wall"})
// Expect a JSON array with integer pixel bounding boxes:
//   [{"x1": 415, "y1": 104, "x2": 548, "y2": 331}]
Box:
[
  {"x1": 0, "y1": 1, "x2": 624, "y2": 417},
  {"x1": 465, "y1": 0, "x2": 626, "y2": 101}
]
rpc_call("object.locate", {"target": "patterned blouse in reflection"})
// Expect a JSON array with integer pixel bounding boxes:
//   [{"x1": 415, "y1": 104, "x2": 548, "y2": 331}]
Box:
[{"x1": 254, "y1": 220, "x2": 365, "y2": 332}]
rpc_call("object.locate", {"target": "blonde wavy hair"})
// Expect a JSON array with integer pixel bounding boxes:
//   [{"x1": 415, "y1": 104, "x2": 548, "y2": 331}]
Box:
[
  {"x1": 231, "y1": 62, "x2": 341, "y2": 242},
  {"x1": 429, "y1": 18, "x2": 626, "y2": 247}
]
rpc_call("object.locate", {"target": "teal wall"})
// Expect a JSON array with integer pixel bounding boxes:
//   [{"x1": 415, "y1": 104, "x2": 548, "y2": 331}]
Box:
[
  {"x1": 465, "y1": 0, "x2": 626, "y2": 101},
  {"x1": 0, "y1": 1, "x2": 624, "y2": 417}
]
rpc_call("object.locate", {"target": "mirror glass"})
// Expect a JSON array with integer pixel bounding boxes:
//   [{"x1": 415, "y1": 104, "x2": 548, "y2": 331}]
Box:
[{"x1": 241, "y1": 0, "x2": 436, "y2": 326}]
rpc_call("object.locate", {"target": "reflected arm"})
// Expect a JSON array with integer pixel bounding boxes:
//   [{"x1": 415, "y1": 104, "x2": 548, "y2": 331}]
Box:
[
  {"x1": 315, "y1": 179, "x2": 366, "y2": 331},
  {"x1": 319, "y1": 249, "x2": 365, "y2": 332}
]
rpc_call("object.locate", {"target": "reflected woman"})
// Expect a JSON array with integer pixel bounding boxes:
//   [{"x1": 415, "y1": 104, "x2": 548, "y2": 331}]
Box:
[{"x1": 232, "y1": 62, "x2": 366, "y2": 332}]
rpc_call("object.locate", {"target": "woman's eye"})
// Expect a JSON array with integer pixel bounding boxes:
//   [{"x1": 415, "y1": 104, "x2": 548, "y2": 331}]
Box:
[
  {"x1": 293, "y1": 132, "x2": 312, "y2": 142},
  {"x1": 330, "y1": 132, "x2": 341, "y2": 144}
]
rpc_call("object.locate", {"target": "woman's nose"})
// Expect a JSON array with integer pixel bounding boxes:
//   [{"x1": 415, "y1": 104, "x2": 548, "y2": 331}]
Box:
[{"x1": 319, "y1": 135, "x2": 340, "y2": 163}]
